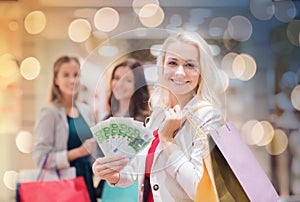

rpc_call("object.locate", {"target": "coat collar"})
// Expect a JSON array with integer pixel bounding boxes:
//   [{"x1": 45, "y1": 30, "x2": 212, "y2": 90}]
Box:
[{"x1": 51, "y1": 102, "x2": 90, "y2": 126}]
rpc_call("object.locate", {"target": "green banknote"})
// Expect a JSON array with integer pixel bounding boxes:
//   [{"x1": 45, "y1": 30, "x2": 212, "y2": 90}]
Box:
[{"x1": 91, "y1": 117, "x2": 152, "y2": 158}]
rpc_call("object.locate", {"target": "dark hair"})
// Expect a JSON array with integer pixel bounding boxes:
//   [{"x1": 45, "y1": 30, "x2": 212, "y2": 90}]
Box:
[
  {"x1": 107, "y1": 59, "x2": 150, "y2": 122},
  {"x1": 49, "y1": 55, "x2": 80, "y2": 105}
]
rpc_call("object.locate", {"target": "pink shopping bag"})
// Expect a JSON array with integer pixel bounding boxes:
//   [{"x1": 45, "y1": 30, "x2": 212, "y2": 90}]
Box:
[{"x1": 210, "y1": 122, "x2": 279, "y2": 202}]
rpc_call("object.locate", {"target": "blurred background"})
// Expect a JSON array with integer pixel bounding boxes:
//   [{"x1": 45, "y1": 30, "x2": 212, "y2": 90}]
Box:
[{"x1": 0, "y1": 0, "x2": 300, "y2": 201}]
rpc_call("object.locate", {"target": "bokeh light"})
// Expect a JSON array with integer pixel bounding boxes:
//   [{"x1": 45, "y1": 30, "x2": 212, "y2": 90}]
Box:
[
  {"x1": 228, "y1": 16, "x2": 252, "y2": 42},
  {"x1": 280, "y1": 71, "x2": 297, "y2": 90},
  {"x1": 68, "y1": 19, "x2": 91, "y2": 43},
  {"x1": 274, "y1": 0, "x2": 296, "y2": 23},
  {"x1": 276, "y1": 91, "x2": 294, "y2": 111},
  {"x1": 132, "y1": 0, "x2": 159, "y2": 15},
  {"x1": 232, "y1": 54, "x2": 257, "y2": 81},
  {"x1": 139, "y1": 4, "x2": 164, "y2": 28},
  {"x1": 0, "y1": 54, "x2": 18, "y2": 78},
  {"x1": 250, "y1": 0, "x2": 274, "y2": 21},
  {"x1": 98, "y1": 45, "x2": 119, "y2": 57},
  {"x1": 3, "y1": 170, "x2": 18, "y2": 190},
  {"x1": 94, "y1": 7, "x2": 119, "y2": 32},
  {"x1": 241, "y1": 120, "x2": 264, "y2": 145},
  {"x1": 0, "y1": 72, "x2": 19, "y2": 89},
  {"x1": 218, "y1": 69, "x2": 229, "y2": 92},
  {"x1": 24, "y1": 10, "x2": 46, "y2": 34},
  {"x1": 16, "y1": 130, "x2": 34, "y2": 153},
  {"x1": 232, "y1": 54, "x2": 246, "y2": 78},
  {"x1": 20, "y1": 57, "x2": 40, "y2": 80},
  {"x1": 8, "y1": 21, "x2": 19, "y2": 31},
  {"x1": 150, "y1": 44, "x2": 162, "y2": 57},
  {"x1": 209, "y1": 17, "x2": 228, "y2": 38},
  {"x1": 287, "y1": 20, "x2": 300, "y2": 47},
  {"x1": 223, "y1": 30, "x2": 239, "y2": 51},
  {"x1": 208, "y1": 44, "x2": 221, "y2": 56},
  {"x1": 256, "y1": 121, "x2": 275, "y2": 146},
  {"x1": 221, "y1": 52, "x2": 239, "y2": 79},
  {"x1": 266, "y1": 129, "x2": 288, "y2": 155},
  {"x1": 291, "y1": 85, "x2": 300, "y2": 111}
]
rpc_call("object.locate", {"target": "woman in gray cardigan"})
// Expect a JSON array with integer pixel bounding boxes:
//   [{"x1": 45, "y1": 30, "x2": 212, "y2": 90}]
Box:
[{"x1": 33, "y1": 56, "x2": 97, "y2": 202}]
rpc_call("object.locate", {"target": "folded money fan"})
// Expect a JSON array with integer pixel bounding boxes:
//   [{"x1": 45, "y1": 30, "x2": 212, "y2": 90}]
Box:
[{"x1": 91, "y1": 117, "x2": 152, "y2": 159}]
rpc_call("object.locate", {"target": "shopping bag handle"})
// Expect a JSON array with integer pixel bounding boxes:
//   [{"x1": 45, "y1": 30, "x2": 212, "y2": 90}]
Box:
[
  {"x1": 36, "y1": 153, "x2": 62, "y2": 181},
  {"x1": 186, "y1": 103, "x2": 230, "y2": 133},
  {"x1": 185, "y1": 103, "x2": 231, "y2": 157}
]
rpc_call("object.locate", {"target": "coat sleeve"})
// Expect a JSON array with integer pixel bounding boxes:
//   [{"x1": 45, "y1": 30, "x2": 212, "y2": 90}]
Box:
[
  {"x1": 165, "y1": 106, "x2": 222, "y2": 200},
  {"x1": 33, "y1": 106, "x2": 70, "y2": 169}
]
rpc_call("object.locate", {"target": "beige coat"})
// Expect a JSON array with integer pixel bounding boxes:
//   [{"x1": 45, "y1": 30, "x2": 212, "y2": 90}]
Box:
[{"x1": 33, "y1": 102, "x2": 95, "y2": 169}]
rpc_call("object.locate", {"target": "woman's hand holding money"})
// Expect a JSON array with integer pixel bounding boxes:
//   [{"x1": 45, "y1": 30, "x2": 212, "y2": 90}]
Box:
[{"x1": 92, "y1": 154, "x2": 129, "y2": 185}]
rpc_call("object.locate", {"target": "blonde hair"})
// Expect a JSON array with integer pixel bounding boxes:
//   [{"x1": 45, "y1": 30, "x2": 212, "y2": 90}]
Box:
[
  {"x1": 150, "y1": 32, "x2": 223, "y2": 109},
  {"x1": 49, "y1": 56, "x2": 80, "y2": 106}
]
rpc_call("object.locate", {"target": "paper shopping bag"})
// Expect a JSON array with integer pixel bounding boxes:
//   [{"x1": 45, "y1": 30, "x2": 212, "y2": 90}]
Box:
[
  {"x1": 19, "y1": 176, "x2": 90, "y2": 202},
  {"x1": 209, "y1": 138, "x2": 250, "y2": 202},
  {"x1": 195, "y1": 159, "x2": 218, "y2": 202},
  {"x1": 195, "y1": 147, "x2": 249, "y2": 202},
  {"x1": 209, "y1": 122, "x2": 279, "y2": 202}
]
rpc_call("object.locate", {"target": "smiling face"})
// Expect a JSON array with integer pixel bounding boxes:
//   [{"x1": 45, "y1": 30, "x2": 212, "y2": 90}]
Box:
[
  {"x1": 163, "y1": 41, "x2": 200, "y2": 97},
  {"x1": 111, "y1": 66, "x2": 135, "y2": 102},
  {"x1": 55, "y1": 61, "x2": 80, "y2": 99}
]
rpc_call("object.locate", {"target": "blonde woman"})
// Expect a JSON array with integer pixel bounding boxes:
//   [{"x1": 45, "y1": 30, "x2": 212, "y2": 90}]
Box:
[
  {"x1": 93, "y1": 32, "x2": 224, "y2": 202},
  {"x1": 33, "y1": 56, "x2": 97, "y2": 202}
]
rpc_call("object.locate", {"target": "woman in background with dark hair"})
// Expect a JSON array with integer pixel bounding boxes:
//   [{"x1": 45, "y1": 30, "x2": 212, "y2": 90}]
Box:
[
  {"x1": 106, "y1": 58, "x2": 150, "y2": 122},
  {"x1": 98, "y1": 58, "x2": 150, "y2": 202},
  {"x1": 33, "y1": 56, "x2": 97, "y2": 202}
]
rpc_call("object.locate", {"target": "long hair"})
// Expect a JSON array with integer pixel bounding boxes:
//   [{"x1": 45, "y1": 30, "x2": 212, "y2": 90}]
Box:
[
  {"x1": 107, "y1": 59, "x2": 150, "y2": 122},
  {"x1": 49, "y1": 56, "x2": 80, "y2": 105},
  {"x1": 150, "y1": 32, "x2": 224, "y2": 109}
]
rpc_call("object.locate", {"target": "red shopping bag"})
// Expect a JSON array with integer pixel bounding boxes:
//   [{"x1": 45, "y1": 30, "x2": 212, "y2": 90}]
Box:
[
  {"x1": 17, "y1": 154, "x2": 90, "y2": 202},
  {"x1": 18, "y1": 176, "x2": 90, "y2": 202}
]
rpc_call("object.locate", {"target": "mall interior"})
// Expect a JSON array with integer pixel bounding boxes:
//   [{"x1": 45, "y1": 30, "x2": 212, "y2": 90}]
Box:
[{"x1": 0, "y1": 0, "x2": 300, "y2": 201}]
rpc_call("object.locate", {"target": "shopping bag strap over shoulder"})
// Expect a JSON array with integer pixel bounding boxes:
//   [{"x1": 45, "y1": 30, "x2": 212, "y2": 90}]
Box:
[
  {"x1": 185, "y1": 104, "x2": 220, "y2": 201},
  {"x1": 185, "y1": 104, "x2": 215, "y2": 155},
  {"x1": 186, "y1": 103, "x2": 230, "y2": 139},
  {"x1": 191, "y1": 103, "x2": 225, "y2": 124}
]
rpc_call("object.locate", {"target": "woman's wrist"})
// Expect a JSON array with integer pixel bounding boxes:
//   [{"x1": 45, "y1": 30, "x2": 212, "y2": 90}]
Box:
[
  {"x1": 109, "y1": 173, "x2": 120, "y2": 185},
  {"x1": 67, "y1": 146, "x2": 87, "y2": 161},
  {"x1": 160, "y1": 137, "x2": 175, "y2": 145},
  {"x1": 161, "y1": 141, "x2": 179, "y2": 157}
]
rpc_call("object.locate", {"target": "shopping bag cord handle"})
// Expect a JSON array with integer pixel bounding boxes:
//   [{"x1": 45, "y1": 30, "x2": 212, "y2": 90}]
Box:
[{"x1": 36, "y1": 153, "x2": 62, "y2": 181}]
